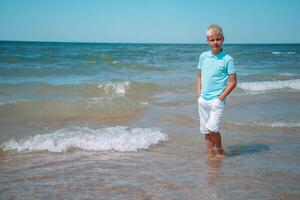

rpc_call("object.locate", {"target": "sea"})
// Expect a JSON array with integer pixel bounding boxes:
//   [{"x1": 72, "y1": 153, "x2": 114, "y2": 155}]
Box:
[{"x1": 0, "y1": 41, "x2": 299, "y2": 199}]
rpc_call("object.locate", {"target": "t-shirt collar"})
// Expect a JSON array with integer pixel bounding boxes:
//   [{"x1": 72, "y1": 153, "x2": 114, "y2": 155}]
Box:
[{"x1": 208, "y1": 49, "x2": 225, "y2": 58}]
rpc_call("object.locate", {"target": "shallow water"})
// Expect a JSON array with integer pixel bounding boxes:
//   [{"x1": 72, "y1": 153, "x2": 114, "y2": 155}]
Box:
[
  {"x1": 0, "y1": 42, "x2": 300, "y2": 199},
  {"x1": 1, "y1": 125, "x2": 299, "y2": 199}
]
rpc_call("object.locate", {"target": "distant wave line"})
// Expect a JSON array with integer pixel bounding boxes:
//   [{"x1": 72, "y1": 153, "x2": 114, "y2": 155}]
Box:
[{"x1": 238, "y1": 79, "x2": 300, "y2": 92}]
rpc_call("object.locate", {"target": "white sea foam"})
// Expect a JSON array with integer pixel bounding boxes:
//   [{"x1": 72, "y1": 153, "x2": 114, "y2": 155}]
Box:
[
  {"x1": 238, "y1": 79, "x2": 300, "y2": 92},
  {"x1": 268, "y1": 122, "x2": 300, "y2": 128},
  {"x1": 272, "y1": 52, "x2": 281, "y2": 55},
  {"x1": 272, "y1": 51, "x2": 296, "y2": 55},
  {"x1": 0, "y1": 126, "x2": 168, "y2": 153},
  {"x1": 86, "y1": 97, "x2": 106, "y2": 108},
  {"x1": 276, "y1": 73, "x2": 300, "y2": 77},
  {"x1": 0, "y1": 99, "x2": 29, "y2": 106},
  {"x1": 231, "y1": 121, "x2": 300, "y2": 128},
  {"x1": 97, "y1": 81, "x2": 130, "y2": 96}
]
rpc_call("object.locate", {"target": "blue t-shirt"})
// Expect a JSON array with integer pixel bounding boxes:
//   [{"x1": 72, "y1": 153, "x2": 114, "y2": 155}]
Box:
[{"x1": 197, "y1": 50, "x2": 236, "y2": 100}]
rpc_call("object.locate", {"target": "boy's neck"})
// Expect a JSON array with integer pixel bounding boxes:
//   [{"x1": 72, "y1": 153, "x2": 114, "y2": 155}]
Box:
[{"x1": 211, "y1": 48, "x2": 223, "y2": 55}]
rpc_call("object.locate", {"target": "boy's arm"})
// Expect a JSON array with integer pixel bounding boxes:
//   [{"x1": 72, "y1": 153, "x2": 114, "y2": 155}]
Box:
[
  {"x1": 197, "y1": 70, "x2": 201, "y2": 98},
  {"x1": 218, "y1": 73, "x2": 237, "y2": 101}
]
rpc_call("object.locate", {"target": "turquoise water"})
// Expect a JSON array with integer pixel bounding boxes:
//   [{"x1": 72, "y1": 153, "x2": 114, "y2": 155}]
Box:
[
  {"x1": 0, "y1": 41, "x2": 300, "y2": 199},
  {"x1": 1, "y1": 42, "x2": 300, "y2": 128}
]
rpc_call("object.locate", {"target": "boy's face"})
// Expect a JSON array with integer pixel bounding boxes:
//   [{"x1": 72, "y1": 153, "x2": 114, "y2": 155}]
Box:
[{"x1": 207, "y1": 33, "x2": 224, "y2": 52}]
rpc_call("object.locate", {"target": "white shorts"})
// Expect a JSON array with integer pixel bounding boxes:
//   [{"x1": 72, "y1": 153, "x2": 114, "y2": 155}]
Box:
[{"x1": 198, "y1": 97, "x2": 225, "y2": 134}]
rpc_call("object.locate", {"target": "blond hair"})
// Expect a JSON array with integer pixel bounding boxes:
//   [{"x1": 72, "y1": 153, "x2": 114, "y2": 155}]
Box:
[{"x1": 206, "y1": 24, "x2": 223, "y2": 37}]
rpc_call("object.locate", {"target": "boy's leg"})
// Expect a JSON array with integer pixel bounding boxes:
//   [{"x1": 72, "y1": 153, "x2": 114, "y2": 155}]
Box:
[
  {"x1": 204, "y1": 134, "x2": 214, "y2": 157},
  {"x1": 206, "y1": 99, "x2": 225, "y2": 157},
  {"x1": 198, "y1": 97, "x2": 214, "y2": 157},
  {"x1": 209, "y1": 131, "x2": 225, "y2": 157}
]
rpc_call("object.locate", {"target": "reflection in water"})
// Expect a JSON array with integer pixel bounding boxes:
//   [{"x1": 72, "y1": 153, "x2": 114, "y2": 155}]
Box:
[
  {"x1": 205, "y1": 158, "x2": 224, "y2": 186},
  {"x1": 0, "y1": 149, "x2": 5, "y2": 158}
]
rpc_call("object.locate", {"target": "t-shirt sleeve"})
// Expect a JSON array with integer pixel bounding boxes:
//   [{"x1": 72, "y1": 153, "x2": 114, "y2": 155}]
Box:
[
  {"x1": 197, "y1": 54, "x2": 203, "y2": 70},
  {"x1": 226, "y1": 58, "x2": 236, "y2": 74}
]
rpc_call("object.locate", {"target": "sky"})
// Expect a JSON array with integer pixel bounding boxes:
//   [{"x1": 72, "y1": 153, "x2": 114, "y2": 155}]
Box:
[{"x1": 0, "y1": 0, "x2": 300, "y2": 44}]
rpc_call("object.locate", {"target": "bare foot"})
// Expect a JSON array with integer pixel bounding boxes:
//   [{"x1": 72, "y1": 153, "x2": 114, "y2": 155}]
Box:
[
  {"x1": 207, "y1": 150, "x2": 214, "y2": 158},
  {"x1": 215, "y1": 148, "x2": 225, "y2": 158}
]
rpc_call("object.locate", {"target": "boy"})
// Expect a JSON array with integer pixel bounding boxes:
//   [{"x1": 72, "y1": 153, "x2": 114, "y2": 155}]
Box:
[{"x1": 197, "y1": 24, "x2": 237, "y2": 158}]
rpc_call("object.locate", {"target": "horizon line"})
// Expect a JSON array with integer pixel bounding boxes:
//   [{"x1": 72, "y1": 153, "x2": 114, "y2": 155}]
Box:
[{"x1": 1, "y1": 39, "x2": 300, "y2": 45}]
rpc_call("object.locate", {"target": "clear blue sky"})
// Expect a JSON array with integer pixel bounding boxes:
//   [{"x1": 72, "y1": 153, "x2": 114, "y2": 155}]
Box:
[{"x1": 0, "y1": 0, "x2": 299, "y2": 43}]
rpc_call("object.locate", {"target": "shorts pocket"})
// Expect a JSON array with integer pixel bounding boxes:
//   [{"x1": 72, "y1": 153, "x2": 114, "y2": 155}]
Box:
[
  {"x1": 197, "y1": 96, "x2": 202, "y2": 104},
  {"x1": 213, "y1": 98, "x2": 224, "y2": 107}
]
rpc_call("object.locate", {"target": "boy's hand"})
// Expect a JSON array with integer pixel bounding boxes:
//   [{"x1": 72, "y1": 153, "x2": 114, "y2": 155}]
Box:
[{"x1": 218, "y1": 74, "x2": 237, "y2": 101}]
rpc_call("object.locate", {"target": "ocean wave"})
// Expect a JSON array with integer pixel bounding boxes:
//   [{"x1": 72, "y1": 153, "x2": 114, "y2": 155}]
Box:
[
  {"x1": 229, "y1": 121, "x2": 300, "y2": 128},
  {"x1": 0, "y1": 99, "x2": 29, "y2": 105},
  {"x1": 272, "y1": 51, "x2": 296, "y2": 55},
  {"x1": 238, "y1": 79, "x2": 300, "y2": 92},
  {"x1": 0, "y1": 126, "x2": 168, "y2": 152},
  {"x1": 97, "y1": 81, "x2": 130, "y2": 96},
  {"x1": 275, "y1": 73, "x2": 300, "y2": 77},
  {"x1": 0, "y1": 81, "x2": 163, "y2": 103}
]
